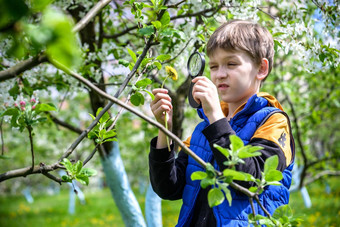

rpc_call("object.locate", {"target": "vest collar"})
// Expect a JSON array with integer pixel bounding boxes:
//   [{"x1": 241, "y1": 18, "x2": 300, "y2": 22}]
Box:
[{"x1": 196, "y1": 92, "x2": 283, "y2": 123}]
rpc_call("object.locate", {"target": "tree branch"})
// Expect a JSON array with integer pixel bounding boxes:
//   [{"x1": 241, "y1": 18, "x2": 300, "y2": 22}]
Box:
[
  {"x1": 83, "y1": 144, "x2": 100, "y2": 166},
  {"x1": 42, "y1": 172, "x2": 62, "y2": 185},
  {"x1": 304, "y1": 170, "x2": 340, "y2": 186},
  {"x1": 285, "y1": 95, "x2": 308, "y2": 188},
  {"x1": 72, "y1": 0, "x2": 112, "y2": 33},
  {"x1": 0, "y1": 54, "x2": 48, "y2": 82},
  {"x1": 254, "y1": 195, "x2": 273, "y2": 220},
  {"x1": 47, "y1": 112, "x2": 83, "y2": 134}
]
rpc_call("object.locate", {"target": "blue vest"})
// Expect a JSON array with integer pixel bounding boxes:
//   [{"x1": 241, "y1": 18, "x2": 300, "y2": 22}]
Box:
[{"x1": 176, "y1": 94, "x2": 295, "y2": 227}]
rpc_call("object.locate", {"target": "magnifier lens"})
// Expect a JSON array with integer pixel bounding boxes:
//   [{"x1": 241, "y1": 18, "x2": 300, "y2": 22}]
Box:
[{"x1": 189, "y1": 53, "x2": 202, "y2": 77}]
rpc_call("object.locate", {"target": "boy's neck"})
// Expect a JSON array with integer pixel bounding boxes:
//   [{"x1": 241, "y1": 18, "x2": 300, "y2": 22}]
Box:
[{"x1": 226, "y1": 103, "x2": 245, "y2": 120}]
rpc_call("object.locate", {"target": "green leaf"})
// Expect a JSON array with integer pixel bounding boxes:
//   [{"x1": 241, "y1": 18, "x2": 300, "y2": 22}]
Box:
[
  {"x1": 136, "y1": 78, "x2": 152, "y2": 88},
  {"x1": 213, "y1": 144, "x2": 230, "y2": 158},
  {"x1": 191, "y1": 171, "x2": 208, "y2": 181},
  {"x1": 219, "y1": 183, "x2": 232, "y2": 206},
  {"x1": 31, "y1": 0, "x2": 54, "y2": 12},
  {"x1": 266, "y1": 181, "x2": 282, "y2": 186},
  {"x1": 89, "y1": 113, "x2": 96, "y2": 120},
  {"x1": 223, "y1": 169, "x2": 255, "y2": 182},
  {"x1": 80, "y1": 168, "x2": 97, "y2": 177},
  {"x1": 208, "y1": 188, "x2": 225, "y2": 207},
  {"x1": 43, "y1": 8, "x2": 82, "y2": 70},
  {"x1": 61, "y1": 175, "x2": 72, "y2": 182},
  {"x1": 138, "y1": 25, "x2": 154, "y2": 36},
  {"x1": 103, "y1": 130, "x2": 116, "y2": 139},
  {"x1": 264, "y1": 155, "x2": 279, "y2": 176},
  {"x1": 119, "y1": 59, "x2": 130, "y2": 67},
  {"x1": 99, "y1": 128, "x2": 106, "y2": 139},
  {"x1": 103, "y1": 138, "x2": 117, "y2": 142},
  {"x1": 200, "y1": 177, "x2": 215, "y2": 189},
  {"x1": 265, "y1": 169, "x2": 283, "y2": 182},
  {"x1": 130, "y1": 93, "x2": 142, "y2": 106},
  {"x1": 151, "y1": 21, "x2": 162, "y2": 30},
  {"x1": 60, "y1": 158, "x2": 73, "y2": 172},
  {"x1": 229, "y1": 135, "x2": 244, "y2": 152},
  {"x1": 127, "y1": 47, "x2": 137, "y2": 63},
  {"x1": 35, "y1": 103, "x2": 57, "y2": 112},
  {"x1": 249, "y1": 187, "x2": 258, "y2": 193},
  {"x1": 154, "y1": 61, "x2": 162, "y2": 70},
  {"x1": 74, "y1": 160, "x2": 83, "y2": 174},
  {"x1": 0, "y1": 0, "x2": 29, "y2": 30},
  {"x1": 156, "y1": 54, "x2": 171, "y2": 61},
  {"x1": 238, "y1": 145, "x2": 262, "y2": 158},
  {"x1": 1, "y1": 108, "x2": 19, "y2": 117},
  {"x1": 160, "y1": 11, "x2": 170, "y2": 28},
  {"x1": 75, "y1": 175, "x2": 89, "y2": 186},
  {"x1": 143, "y1": 89, "x2": 155, "y2": 100},
  {"x1": 0, "y1": 155, "x2": 11, "y2": 159}
]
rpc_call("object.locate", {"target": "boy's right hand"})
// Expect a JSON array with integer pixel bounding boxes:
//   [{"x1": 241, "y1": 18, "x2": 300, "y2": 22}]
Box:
[{"x1": 150, "y1": 88, "x2": 173, "y2": 130}]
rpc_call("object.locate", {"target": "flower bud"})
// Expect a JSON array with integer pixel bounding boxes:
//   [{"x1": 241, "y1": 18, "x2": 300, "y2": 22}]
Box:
[
  {"x1": 32, "y1": 105, "x2": 36, "y2": 110},
  {"x1": 20, "y1": 101, "x2": 26, "y2": 107},
  {"x1": 30, "y1": 98, "x2": 36, "y2": 103},
  {"x1": 21, "y1": 106, "x2": 25, "y2": 111},
  {"x1": 14, "y1": 103, "x2": 18, "y2": 107}
]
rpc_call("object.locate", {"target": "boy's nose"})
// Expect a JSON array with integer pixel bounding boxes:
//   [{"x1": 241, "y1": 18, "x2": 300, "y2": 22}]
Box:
[{"x1": 216, "y1": 67, "x2": 228, "y2": 79}]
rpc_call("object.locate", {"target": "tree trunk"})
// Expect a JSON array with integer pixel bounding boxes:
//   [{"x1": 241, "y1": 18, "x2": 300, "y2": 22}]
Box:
[{"x1": 101, "y1": 141, "x2": 146, "y2": 227}]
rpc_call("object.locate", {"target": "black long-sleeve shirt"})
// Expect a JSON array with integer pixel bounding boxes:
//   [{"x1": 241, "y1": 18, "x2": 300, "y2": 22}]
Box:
[{"x1": 149, "y1": 117, "x2": 289, "y2": 226}]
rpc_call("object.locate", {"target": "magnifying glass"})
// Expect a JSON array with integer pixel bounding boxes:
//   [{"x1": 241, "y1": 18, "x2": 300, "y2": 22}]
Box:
[{"x1": 187, "y1": 51, "x2": 205, "y2": 108}]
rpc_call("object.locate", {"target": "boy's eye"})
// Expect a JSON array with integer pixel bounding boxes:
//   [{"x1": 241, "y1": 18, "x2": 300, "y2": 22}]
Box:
[
  {"x1": 209, "y1": 65, "x2": 217, "y2": 70},
  {"x1": 228, "y1": 63, "x2": 237, "y2": 66}
]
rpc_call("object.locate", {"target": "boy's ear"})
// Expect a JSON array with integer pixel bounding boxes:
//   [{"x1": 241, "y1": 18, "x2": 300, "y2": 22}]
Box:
[{"x1": 257, "y1": 58, "x2": 269, "y2": 81}]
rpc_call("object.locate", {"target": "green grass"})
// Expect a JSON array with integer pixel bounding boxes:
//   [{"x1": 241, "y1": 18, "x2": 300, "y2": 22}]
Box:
[{"x1": 0, "y1": 179, "x2": 339, "y2": 227}]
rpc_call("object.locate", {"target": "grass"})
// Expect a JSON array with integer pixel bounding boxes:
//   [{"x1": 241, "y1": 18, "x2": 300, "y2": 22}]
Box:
[{"x1": 0, "y1": 179, "x2": 339, "y2": 227}]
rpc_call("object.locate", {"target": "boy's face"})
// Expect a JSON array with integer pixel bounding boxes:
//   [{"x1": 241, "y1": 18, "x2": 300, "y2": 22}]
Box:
[{"x1": 208, "y1": 48, "x2": 262, "y2": 106}]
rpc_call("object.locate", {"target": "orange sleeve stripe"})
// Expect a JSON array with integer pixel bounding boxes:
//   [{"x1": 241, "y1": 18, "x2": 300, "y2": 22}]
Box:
[
  {"x1": 183, "y1": 136, "x2": 191, "y2": 148},
  {"x1": 251, "y1": 113, "x2": 292, "y2": 166}
]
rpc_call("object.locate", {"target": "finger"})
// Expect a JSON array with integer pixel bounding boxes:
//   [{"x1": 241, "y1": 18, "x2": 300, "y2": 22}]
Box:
[
  {"x1": 192, "y1": 76, "x2": 209, "y2": 83},
  {"x1": 151, "y1": 98, "x2": 173, "y2": 114},
  {"x1": 151, "y1": 91, "x2": 172, "y2": 105},
  {"x1": 152, "y1": 88, "x2": 168, "y2": 95}
]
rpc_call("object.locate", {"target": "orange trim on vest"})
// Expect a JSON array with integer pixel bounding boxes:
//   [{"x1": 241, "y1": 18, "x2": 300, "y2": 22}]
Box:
[{"x1": 251, "y1": 113, "x2": 292, "y2": 166}]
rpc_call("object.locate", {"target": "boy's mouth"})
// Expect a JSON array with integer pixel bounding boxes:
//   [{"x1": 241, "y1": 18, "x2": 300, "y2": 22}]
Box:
[{"x1": 218, "y1": 84, "x2": 229, "y2": 89}]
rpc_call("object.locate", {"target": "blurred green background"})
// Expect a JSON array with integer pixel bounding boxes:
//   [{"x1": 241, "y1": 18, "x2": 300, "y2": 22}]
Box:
[{"x1": 1, "y1": 178, "x2": 339, "y2": 227}]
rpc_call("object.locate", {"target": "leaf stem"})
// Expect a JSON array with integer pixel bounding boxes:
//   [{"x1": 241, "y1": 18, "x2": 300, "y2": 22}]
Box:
[
  {"x1": 161, "y1": 75, "x2": 171, "y2": 152},
  {"x1": 0, "y1": 118, "x2": 4, "y2": 155},
  {"x1": 27, "y1": 126, "x2": 34, "y2": 172}
]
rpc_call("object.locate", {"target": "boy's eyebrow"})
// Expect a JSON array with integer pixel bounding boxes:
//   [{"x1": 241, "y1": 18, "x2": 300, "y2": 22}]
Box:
[{"x1": 209, "y1": 55, "x2": 240, "y2": 64}]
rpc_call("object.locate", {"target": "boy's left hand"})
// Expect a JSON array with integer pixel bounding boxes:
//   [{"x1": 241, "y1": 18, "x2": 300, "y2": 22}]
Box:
[{"x1": 192, "y1": 76, "x2": 225, "y2": 124}]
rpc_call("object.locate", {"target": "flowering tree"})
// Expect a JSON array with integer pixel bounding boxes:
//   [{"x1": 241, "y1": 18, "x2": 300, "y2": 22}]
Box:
[{"x1": 0, "y1": 0, "x2": 339, "y2": 226}]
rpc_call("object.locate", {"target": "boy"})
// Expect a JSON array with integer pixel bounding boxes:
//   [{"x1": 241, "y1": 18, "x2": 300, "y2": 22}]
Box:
[{"x1": 149, "y1": 20, "x2": 295, "y2": 226}]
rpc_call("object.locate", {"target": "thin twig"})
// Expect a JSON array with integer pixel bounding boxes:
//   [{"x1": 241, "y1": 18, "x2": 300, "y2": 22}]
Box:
[
  {"x1": 0, "y1": 118, "x2": 4, "y2": 155},
  {"x1": 42, "y1": 172, "x2": 62, "y2": 185},
  {"x1": 72, "y1": 0, "x2": 112, "y2": 33},
  {"x1": 249, "y1": 197, "x2": 256, "y2": 217},
  {"x1": 47, "y1": 112, "x2": 83, "y2": 134},
  {"x1": 167, "y1": 0, "x2": 187, "y2": 8},
  {"x1": 83, "y1": 144, "x2": 100, "y2": 166},
  {"x1": 27, "y1": 126, "x2": 35, "y2": 172},
  {"x1": 254, "y1": 195, "x2": 273, "y2": 220},
  {"x1": 58, "y1": 87, "x2": 70, "y2": 112}
]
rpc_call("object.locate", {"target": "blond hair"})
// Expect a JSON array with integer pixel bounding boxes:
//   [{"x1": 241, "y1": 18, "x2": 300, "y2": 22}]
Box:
[{"x1": 207, "y1": 20, "x2": 274, "y2": 77}]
